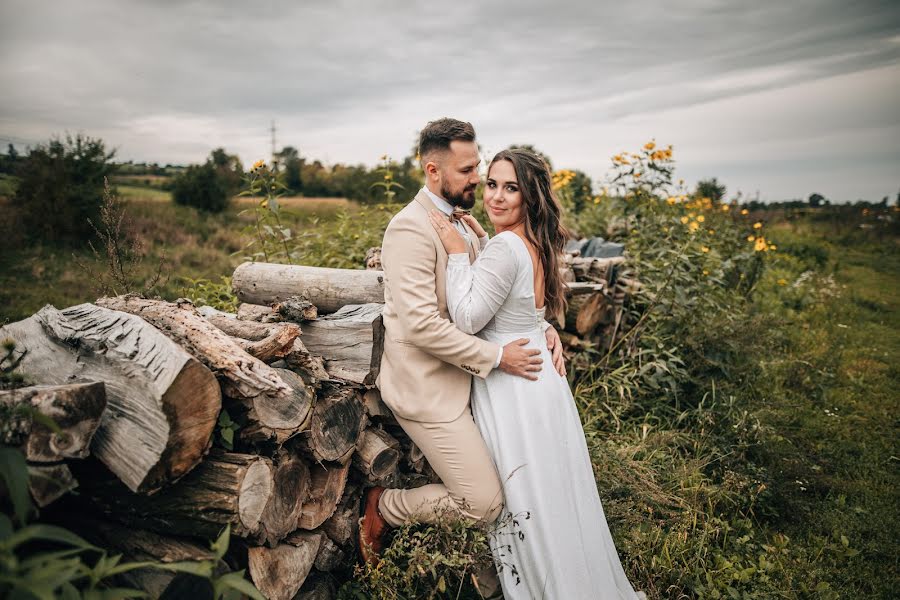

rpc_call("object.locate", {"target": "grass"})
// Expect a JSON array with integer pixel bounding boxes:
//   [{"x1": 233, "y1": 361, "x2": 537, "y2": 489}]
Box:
[
  {"x1": 0, "y1": 188, "x2": 360, "y2": 323},
  {"x1": 1, "y1": 185, "x2": 897, "y2": 598}
]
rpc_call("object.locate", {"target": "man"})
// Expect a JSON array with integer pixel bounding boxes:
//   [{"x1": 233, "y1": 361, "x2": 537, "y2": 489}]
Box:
[{"x1": 360, "y1": 118, "x2": 565, "y2": 564}]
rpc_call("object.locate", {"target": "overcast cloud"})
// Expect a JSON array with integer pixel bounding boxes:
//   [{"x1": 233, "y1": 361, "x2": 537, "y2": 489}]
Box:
[{"x1": 1, "y1": 0, "x2": 898, "y2": 202}]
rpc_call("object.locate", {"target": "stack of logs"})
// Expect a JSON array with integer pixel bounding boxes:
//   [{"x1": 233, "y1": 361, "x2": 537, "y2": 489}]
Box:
[{"x1": 0, "y1": 245, "x2": 632, "y2": 600}]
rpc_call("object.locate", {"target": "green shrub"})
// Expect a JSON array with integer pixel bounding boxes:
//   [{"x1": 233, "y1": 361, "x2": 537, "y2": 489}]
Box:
[
  {"x1": 173, "y1": 162, "x2": 230, "y2": 212},
  {"x1": 13, "y1": 134, "x2": 116, "y2": 243}
]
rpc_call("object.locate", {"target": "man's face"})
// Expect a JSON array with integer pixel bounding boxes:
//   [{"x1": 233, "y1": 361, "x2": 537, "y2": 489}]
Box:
[{"x1": 434, "y1": 140, "x2": 481, "y2": 210}]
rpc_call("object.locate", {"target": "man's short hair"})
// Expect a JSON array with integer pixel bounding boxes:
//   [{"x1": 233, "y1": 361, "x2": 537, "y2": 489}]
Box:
[{"x1": 418, "y1": 118, "x2": 476, "y2": 162}]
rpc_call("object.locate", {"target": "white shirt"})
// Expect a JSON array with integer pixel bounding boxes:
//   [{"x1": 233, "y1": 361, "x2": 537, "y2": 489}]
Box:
[{"x1": 422, "y1": 186, "x2": 502, "y2": 369}]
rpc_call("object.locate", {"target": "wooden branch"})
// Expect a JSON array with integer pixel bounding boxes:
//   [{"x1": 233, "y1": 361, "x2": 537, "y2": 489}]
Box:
[
  {"x1": 95, "y1": 296, "x2": 308, "y2": 443},
  {"x1": 231, "y1": 262, "x2": 385, "y2": 314},
  {"x1": 197, "y1": 305, "x2": 301, "y2": 362},
  {"x1": 0, "y1": 382, "x2": 106, "y2": 462},
  {"x1": 0, "y1": 304, "x2": 221, "y2": 493},
  {"x1": 301, "y1": 303, "x2": 384, "y2": 385}
]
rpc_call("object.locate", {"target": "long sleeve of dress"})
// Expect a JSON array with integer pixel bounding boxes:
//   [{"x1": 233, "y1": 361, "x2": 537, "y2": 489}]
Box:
[{"x1": 446, "y1": 235, "x2": 518, "y2": 335}]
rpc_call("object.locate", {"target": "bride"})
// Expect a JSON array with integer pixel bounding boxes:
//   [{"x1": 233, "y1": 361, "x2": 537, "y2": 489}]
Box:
[{"x1": 428, "y1": 148, "x2": 642, "y2": 599}]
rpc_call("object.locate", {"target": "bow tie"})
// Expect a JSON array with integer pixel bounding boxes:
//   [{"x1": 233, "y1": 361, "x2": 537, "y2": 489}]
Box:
[{"x1": 449, "y1": 208, "x2": 470, "y2": 224}]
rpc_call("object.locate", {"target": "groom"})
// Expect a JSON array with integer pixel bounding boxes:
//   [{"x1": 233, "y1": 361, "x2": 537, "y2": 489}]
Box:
[{"x1": 360, "y1": 118, "x2": 563, "y2": 564}]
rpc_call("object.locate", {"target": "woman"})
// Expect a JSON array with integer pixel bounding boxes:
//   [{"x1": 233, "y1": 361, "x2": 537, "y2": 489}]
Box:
[{"x1": 428, "y1": 148, "x2": 641, "y2": 599}]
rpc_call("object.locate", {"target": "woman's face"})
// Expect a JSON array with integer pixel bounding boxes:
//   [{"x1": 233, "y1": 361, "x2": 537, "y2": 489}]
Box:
[{"x1": 484, "y1": 159, "x2": 525, "y2": 230}]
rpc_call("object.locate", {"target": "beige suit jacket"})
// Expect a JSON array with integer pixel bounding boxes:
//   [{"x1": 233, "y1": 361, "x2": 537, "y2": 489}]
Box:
[{"x1": 376, "y1": 189, "x2": 501, "y2": 423}]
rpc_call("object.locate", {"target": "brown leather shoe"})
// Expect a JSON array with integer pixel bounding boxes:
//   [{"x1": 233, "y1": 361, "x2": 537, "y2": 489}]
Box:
[{"x1": 359, "y1": 486, "x2": 390, "y2": 566}]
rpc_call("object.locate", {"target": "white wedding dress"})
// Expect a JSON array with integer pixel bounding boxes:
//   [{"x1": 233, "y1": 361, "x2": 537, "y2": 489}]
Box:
[{"x1": 446, "y1": 231, "x2": 640, "y2": 600}]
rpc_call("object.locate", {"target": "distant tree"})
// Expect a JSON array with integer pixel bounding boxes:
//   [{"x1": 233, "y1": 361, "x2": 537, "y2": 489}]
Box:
[
  {"x1": 695, "y1": 178, "x2": 726, "y2": 202},
  {"x1": 172, "y1": 162, "x2": 229, "y2": 212},
  {"x1": 14, "y1": 133, "x2": 116, "y2": 243},
  {"x1": 209, "y1": 147, "x2": 243, "y2": 196},
  {"x1": 1, "y1": 143, "x2": 19, "y2": 173},
  {"x1": 808, "y1": 193, "x2": 825, "y2": 207},
  {"x1": 275, "y1": 146, "x2": 303, "y2": 193}
]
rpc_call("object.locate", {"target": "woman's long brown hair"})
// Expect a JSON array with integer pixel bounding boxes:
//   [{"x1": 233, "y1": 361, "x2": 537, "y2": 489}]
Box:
[{"x1": 488, "y1": 148, "x2": 571, "y2": 318}]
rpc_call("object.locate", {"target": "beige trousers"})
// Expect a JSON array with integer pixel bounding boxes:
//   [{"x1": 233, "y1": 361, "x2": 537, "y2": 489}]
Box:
[{"x1": 378, "y1": 405, "x2": 504, "y2": 527}]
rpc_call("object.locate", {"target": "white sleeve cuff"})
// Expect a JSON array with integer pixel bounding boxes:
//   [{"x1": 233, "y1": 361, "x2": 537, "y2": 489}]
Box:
[
  {"x1": 494, "y1": 346, "x2": 503, "y2": 368},
  {"x1": 447, "y1": 253, "x2": 470, "y2": 265}
]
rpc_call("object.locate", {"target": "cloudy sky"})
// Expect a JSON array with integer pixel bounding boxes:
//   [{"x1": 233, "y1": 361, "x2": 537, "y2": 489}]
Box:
[{"x1": 1, "y1": 0, "x2": 898, "y2": 203}]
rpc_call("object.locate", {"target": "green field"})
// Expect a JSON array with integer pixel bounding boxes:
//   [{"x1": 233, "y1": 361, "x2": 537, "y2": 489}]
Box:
[{"x1": 1, "y1": 184, "x2": 897, "y2": 598}]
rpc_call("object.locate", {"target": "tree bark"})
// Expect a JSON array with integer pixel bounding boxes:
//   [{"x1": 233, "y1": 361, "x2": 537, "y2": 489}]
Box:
[
  {"x1": 296, "y1": 572, "x2": 337, "y2": 600},
  {"x1": 248, "y1": 530, "x2": 322, "y2": 600},
  {"x1": 320, "y1": 484, "x2": 360, "y2": 549},
  {"x1": 295, "y1": 385, "x2": 366, "y2": 464},
  {"x1": 301, "y1": 303, "x2": 384, "y2": 385},
  {"x1": 0, "y1": 382, "x2": 106, "y2": 462},
  {"x1": 231, "y1": 262, "x2": 385, "y2": 314},
  {"x1": 95, "y1": 296, "x2": 308, "y2": 444},
  {"x1": 82, "y1": 449, "x2": 275, "y2": 539},
  {"x1": 298, "y1": 460, "x2": 351, "y2": 530},
  {"x1": 575, "y1": 292, "x2": 611, "y2": 336},
  {"x1": 0, "y1": 304, "x2": 220, "y2": 493}
]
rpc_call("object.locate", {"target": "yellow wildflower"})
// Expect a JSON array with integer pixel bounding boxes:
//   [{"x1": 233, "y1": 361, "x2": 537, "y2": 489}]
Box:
[
  {"x1": 593, "y1": 196, "x2": 601, "y2": 204},
  {"x1": 770, "y1": 245, "x2": 777, "y2": 251},
  {"x1": 721, "y1": 204, "x2": 730, "y2": 211},
  {"x1": 741, "y1": 208, "x2": 749, "y2": 215},
  {"x1": 644, "y1": 141, "x2": 656, "y2": 151},
  {"x1": 689, "y1": 221, "x2": 700, "y2": 232},
  {"x1": 777, "y1": 278, "x2": 787, "y2": 286},
  {"x1": 753, "y1": 222, "x2": 763, "y2": 229},
  {"x1": 252, "y1": 159, "x2": 266, "y2": 170},
  {"x1": 667, "y1": 196, "x2": 677, "y2": 205},
  {"x1": 747, "y1": 235, "x2": 755, "y2": 242},
  {"x1": 680, "y1": 216, "x2": 689, "y2": 224},
  {"x1": 708, "y1": 229, "x2": 715, "y2": 234},
  {"x1": 697, "y1": 215, "x2": 705, "y2": 223},
  {"x1": 703, "y1": 269, "x2": 709, "y2": 276},
  {"x1": 701, "y1": 246, "x2": 710, "y2": 253},
  {"x1": 754, "y1": 237, "x2": 767, "y2": 252}
]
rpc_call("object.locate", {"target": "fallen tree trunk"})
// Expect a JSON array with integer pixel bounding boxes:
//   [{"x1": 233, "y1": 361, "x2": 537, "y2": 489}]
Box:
[
  {"x1": 0, "y1": 304, "x2": 220, "y2": 493},
  {"x1": 232, "y1": 262, "x2": 385, "y2": 314},
  {"x1": 295, "y1": 385, "x2": 366, "y2": 464},
  {"x1": 83, "y1": 449, "x2": 274, "y2": 539},
  {"x1": 299, "y1": 461, "x2": 351, "y2": 530},
  {"x1": 96, "y1": 296, "x2": 308, "y2": 444},
  {"x1": 0, "y1": 382, "x2": 106, "y2": 463},
  {"x1": 301, "y1": 303, "x2": 384, "y2": 385},
  {"x1": 248, "y1": 530, "x2": 322, "y2": 600}
]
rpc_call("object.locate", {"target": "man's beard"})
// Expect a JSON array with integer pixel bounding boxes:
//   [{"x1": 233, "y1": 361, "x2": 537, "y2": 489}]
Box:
[{"x1": 441, "y1": 182, "x2": 477, "y2": 210}]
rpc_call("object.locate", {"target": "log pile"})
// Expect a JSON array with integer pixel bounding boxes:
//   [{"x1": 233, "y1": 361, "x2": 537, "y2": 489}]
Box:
[{"x1": 0, "y1": 246, "x2": 633, "y2": 598}]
